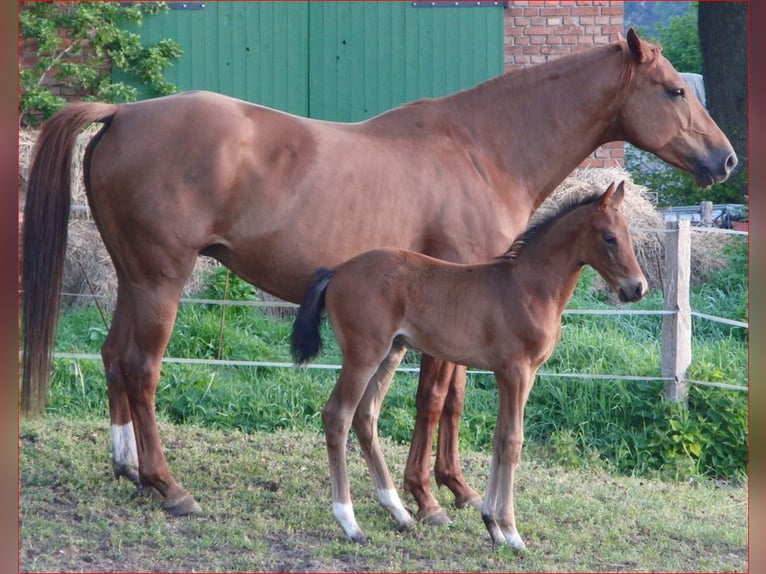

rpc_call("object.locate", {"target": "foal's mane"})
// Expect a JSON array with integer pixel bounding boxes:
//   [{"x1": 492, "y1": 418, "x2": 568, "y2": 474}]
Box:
[{"x1": 499, "y1": 191, "x2": 604, "y2": 261}]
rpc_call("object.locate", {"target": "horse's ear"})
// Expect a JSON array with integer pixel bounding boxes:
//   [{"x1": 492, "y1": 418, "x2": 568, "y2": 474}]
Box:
[
  {"x1": 612, "y1": 180, "x2": 626, "y2": 208},
  {"x1": 598, "y1": 182, "x2": 616, "y2": 212},
  {"x1": 626, "y1": 28, "x2": 648, "y2": 64},
  {"x1": 598, "y1": 181, "x2": 625, "y2": 211}
]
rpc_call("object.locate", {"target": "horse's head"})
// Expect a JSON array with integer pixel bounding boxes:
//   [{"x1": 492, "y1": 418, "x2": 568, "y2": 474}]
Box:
[
  {"x1": 617, "y1": 28, "x2": 737, "y2": 188},
  {"x1": 583, "y1": 181, "x2": 647, "y2": 303}
]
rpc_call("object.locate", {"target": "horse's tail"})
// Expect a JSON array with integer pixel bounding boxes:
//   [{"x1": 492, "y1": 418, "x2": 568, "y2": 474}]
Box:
[
  {"x1": 291, "y1": 268, "x2": 336, "y2": 365},
  {"x1": 21, "y1": 101, "x2": 118, "y2": 417}
]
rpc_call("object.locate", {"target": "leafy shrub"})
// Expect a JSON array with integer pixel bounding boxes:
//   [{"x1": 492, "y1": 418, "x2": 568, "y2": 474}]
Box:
[{"x1": 19, "y1": 2, "x2": 182, "y2": 126}]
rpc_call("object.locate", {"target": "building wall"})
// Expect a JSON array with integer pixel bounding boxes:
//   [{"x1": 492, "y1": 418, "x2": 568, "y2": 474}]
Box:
[{"x1": 504, "y1": 1, "x2": 625, "y2": 167}]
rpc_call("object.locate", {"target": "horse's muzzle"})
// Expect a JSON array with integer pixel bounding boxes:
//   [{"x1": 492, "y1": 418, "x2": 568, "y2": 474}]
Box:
[
  {"x1": 695, "y1": 149, "x2": 738, "y2": 187},
  {"x1": 618, "y1": 278, "x2": 647, "y2": 303}
]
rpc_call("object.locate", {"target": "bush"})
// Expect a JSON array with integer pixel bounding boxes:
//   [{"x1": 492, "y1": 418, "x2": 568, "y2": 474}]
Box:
[{"x1": 19, "y1": 2, "x2": 182, "y2": 126}]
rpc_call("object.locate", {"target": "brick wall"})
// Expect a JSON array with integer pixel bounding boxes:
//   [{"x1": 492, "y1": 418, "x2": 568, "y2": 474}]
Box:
[{"x1": 504, "y1": 1, "x2": 625, "y2": 168}]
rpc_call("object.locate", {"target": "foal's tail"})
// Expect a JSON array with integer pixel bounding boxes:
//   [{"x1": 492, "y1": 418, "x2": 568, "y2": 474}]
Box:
[
  {"x1": 291, "y1": 268, "x2": 336, "y2": 365},
  {"x1": 21, "y1": 102, "x2": 118, "y2": 417}
]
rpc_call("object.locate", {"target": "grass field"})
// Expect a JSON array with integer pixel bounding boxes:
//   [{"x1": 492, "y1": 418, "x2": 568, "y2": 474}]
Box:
[{"x1": 19, "y1": 416, "x2": 748, "y2": 573}]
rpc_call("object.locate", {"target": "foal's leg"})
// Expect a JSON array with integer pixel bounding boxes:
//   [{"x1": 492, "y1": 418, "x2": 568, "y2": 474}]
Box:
[
  {"x1": 102, "y1": 277, "x2": 201, "y2": 515},
  {"x1": 352, "y1": 344, "x2": 414, "y2": 532},
  {"x1": 481, "y1": 367, "x2": 534, "y2": 552},
  {"x1": 435, "y1": 364, "x2": 482, "y2": 510},
  {"x1": 324, "y1": 361, "x2": 382, "y2": 544}
]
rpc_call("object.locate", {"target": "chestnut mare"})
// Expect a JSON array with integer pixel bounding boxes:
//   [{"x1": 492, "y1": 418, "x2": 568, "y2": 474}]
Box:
[
  {"x1": 291, "y1": 181, "x2": 647, "y2": 549},
  {"x1": 21, "y1": 29, "x2": 734, "y2": 521}
]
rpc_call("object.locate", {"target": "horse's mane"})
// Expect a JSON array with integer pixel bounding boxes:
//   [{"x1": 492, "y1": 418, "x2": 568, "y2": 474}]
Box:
[{"x1": 499, "y1": 191, "x2": 603, "y2": 260}]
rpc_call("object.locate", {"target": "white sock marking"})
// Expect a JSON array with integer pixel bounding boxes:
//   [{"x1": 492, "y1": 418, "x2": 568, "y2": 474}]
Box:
[
  {"x1": 377, "y1": 488, "x2": 414, "y2": 526},
  {"x1": 332, "y1": 501, "x2": 363, "y2": 540},
  {"x1": 111, "y1": 422, "x2": 138, "y2": 470}
]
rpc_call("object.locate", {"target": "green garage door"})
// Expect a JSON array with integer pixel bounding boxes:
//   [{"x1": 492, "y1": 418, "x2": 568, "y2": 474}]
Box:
[{"x1": 127, "y1": 1, "x2": 504, "y2": 120}]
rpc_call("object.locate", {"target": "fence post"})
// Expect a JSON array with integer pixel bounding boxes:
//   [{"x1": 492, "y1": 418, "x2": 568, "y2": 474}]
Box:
[
  {"x1": 700, "y1": 200, "x2": 713, "y2": 226},
  {"x1": 661, "y1": 220, "x2": 691, "y2": 403}
]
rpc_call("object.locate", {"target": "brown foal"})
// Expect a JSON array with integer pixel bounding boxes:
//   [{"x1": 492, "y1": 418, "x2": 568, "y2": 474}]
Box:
[{"x1": 291, "y1": 182, "x2": 647, "y2": 549}]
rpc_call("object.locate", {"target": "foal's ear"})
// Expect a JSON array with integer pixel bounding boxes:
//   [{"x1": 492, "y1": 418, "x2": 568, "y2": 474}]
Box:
[{"x1": 598, "y1": 181, "x2": 625, "y2": 211}]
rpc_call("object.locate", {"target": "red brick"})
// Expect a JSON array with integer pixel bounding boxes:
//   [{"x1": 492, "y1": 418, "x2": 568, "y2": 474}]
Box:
[
  {"x1": 571, "y1": 7, "x2": 599, "y2": 16},
  {"x1": 525, "y1": 26, "x2": 553, "y2": 35},
  {"x1": 557, "y1": 24, "x2": 584, "y2": 35}
]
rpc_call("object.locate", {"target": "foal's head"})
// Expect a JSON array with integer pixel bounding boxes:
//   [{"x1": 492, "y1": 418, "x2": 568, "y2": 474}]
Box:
[{"x1": 577, "y1": 181, "x2": 647, "y2": 302}]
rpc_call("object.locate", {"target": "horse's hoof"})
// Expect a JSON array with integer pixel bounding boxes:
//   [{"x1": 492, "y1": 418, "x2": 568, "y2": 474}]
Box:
[
  {"x1": 395, "y1": 518, "x2": 417, "y2": 532},
  {"x1": 417, "y1": 508, "x2": 452, "y2": 526},
  {"x1": 163, "y1": 493, "x2": 203, "y2": 516}
]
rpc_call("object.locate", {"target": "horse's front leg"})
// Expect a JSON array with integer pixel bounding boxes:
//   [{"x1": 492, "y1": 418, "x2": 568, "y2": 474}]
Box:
[
  {"x1": 403, "y1": 354, "x2": 453, "y2": 525},
  {"x1": 434, "y1": 364, "x2": 482, "y2": 510},
  {"x1": 481, "y1": 366, "x2": 535, "y2": 552}
]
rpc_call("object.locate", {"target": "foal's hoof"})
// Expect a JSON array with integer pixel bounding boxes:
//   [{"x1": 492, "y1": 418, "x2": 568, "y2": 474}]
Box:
[
  {"x1": 163, "y1": 493, "x2": 203, "y2": 516},
  {"x1": 349, "y1": 532, "x2": 368, "y2": 545},
  {"x1": 457, "y1": 495, "x2": 484, "y2": 512},
  {"x1": 114, "y1": 463, "x2": 140, "y2": 486},
  {"x1": 417, "y1": 507, "x2": 452, "y2": 526}
]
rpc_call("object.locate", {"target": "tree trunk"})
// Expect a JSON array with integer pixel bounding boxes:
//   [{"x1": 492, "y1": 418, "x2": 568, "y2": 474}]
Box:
[{"x1": 698, "y1": 1, "x2": 748, "y2": 196}]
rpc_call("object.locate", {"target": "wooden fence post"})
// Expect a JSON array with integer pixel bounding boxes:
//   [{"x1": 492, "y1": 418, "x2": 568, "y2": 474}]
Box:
[
  {"x1": 661, "y1": 220, "x2": 691, "y2": 403},
  {"x1": 700, "y1": 200, "x2": 713, "y2": 226}
]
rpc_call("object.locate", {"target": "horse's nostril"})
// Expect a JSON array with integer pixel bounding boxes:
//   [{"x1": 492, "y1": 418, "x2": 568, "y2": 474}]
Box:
[{"x1": 726, "y1": 152, "x2": 738, "y2": 173}]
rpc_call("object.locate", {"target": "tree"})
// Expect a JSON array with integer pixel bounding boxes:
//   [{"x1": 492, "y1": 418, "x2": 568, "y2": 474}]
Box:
[
  {"x1": 698, "y1": 1, "x2": 748, "y2": 198},
  {"x1": 19, "y1": 2, "x2": 182, "y2": 127}
]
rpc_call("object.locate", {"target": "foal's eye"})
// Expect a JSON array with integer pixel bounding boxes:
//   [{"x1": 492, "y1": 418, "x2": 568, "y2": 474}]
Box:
[
  {"x1": 603, "y1": 233, "x2": 617, "y2": 245},
  {"x1": 668, "y1": 87, "x2": 685, "y2": 99}
]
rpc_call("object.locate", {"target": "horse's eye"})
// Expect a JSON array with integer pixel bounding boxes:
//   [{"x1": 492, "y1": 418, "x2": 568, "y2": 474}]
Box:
[
  {"x1": 668, "y1": 87, "x2": 685, "y2": 98},
  {"x1": 603, "y1": 233, "x2": 617, "y2": 245}
]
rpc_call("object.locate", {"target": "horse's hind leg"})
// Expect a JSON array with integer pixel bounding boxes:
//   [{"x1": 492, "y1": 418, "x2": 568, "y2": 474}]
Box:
[
  {"x1": 323, "y1": 360, "x2": 383, "y2": 544},
  {"x1": 102, "y1": 277, "x2": 201, "y2": 515},
  {"x1": 352, "y1": 344, "x2": 414, "y2": 533}
]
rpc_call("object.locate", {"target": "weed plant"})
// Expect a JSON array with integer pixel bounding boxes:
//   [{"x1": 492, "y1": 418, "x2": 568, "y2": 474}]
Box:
[{"x1": 45, "y1": 241, "x2": 748, "y2": 482}]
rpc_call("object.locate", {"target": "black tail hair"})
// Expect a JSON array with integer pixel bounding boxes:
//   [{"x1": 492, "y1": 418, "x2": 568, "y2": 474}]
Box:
[{"x1": 291, "y1": 268, "x2": 335, "y2": 364}]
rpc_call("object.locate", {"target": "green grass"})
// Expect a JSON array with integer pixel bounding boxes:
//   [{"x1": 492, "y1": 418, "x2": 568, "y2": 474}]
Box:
[{"x1": 19, "y1": 416, "x2": 748, "y2": 573}]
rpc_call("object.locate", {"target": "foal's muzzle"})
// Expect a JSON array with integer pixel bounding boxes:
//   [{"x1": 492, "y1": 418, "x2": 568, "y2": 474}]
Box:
[{"x1": 618, "y1": 278, "x2": 647, "y2": 303}]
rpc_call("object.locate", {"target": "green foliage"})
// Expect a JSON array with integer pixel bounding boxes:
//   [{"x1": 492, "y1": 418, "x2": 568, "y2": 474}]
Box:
[
  {"x1": 19, "y1": 2, "x2": 182, "y2": 126},
  {"x1": 201, "y1": 266, "x2": 260, "y2": 301},
  {"x1": 635, "y1": 5, "x2": 701, "y2": 74}
]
